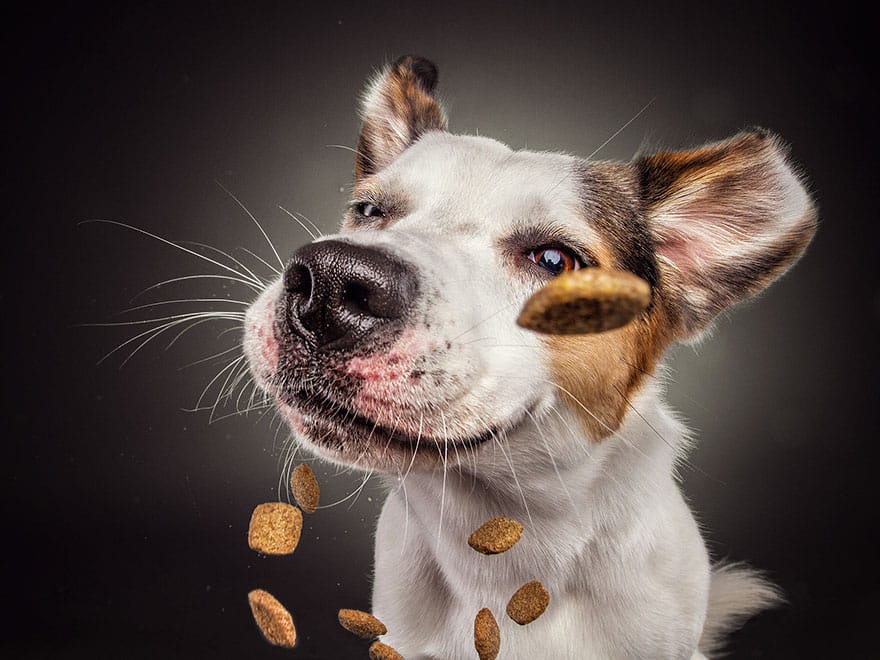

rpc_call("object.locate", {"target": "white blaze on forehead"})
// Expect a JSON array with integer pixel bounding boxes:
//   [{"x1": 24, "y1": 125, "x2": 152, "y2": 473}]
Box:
[{"x1": 375, "y1": 132, "x2": 600, "y2": 245}]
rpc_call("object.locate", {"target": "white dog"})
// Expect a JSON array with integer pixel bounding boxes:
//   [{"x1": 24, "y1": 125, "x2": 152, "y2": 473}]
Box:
[{"x1": 243, "y1": 56, "x2": 816, "y2": 659}]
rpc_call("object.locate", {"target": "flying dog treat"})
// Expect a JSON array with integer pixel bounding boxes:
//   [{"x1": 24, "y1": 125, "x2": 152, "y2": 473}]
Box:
[
  {"x1": 291, "y1": 463, "x2": 320, "y2": 514},
  {"x1": 468, "y1": 517, "x2": 524, "y2": 555},
  {"x1": 368, "y1": 641, "x2": 405, "y2": 660},
  {"x1": 506, "y1": 580, "x2": 550, "y2": 625},
  {"x1": 338, "y1": 609, "x2": 388, "y2": 638},
  {"x1": 247, "y1": 589, "x2": 297, "y2": 648},
  {"x1": 247, "y1": 502, "x2": 303, "y2": 555},
  {"x1": 516, "y1": 268, "x2": 651, "y2": 335},
  {"x1": 474, "y1": 607, "x2": 501, "y2": 660}
]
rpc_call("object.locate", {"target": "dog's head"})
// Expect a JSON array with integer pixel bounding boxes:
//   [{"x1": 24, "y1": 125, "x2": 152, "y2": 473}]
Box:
[{"x1": 243, "y1": 56, "x2": 816, "y2": 473}]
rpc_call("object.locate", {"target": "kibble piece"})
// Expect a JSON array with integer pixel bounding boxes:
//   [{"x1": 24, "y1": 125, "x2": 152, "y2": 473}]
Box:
[
  {"x1": 368, "y1": 641, "x2": 405, "y2": 660},
  {"x1": 468, "y1": 517, "x2": 524, "y2": 555},
  {"x1": 338, "y1": 608, "x2": 387, "y2": 638},
  {"x1": 474, "y1": 607, "x2": 501, "y2": 660},
  {"x1": 247, "y1": 589, "x2": 297, "y2": 648},
  {"x1": 247, "y1": 502, "x2": 303, "y2": 555},
  {"x1": 290, "y1": 463, "x2": 320, "y2": 514},
  {"x1": 506, "y1": 580, "x2": 550, "y2": 625},
  {"x1": 516, "y1": 268, "x2": 651, "y2": 335}
]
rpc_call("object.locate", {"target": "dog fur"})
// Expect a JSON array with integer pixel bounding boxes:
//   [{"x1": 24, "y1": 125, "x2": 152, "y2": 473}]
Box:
[{"x1": 243, "y1": 56, "x2": 816, "y2": 658}]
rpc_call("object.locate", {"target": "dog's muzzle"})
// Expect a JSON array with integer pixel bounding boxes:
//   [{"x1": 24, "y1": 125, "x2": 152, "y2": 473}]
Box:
[{"x1": 281, "y1": 240, "x2": 418, "y2": 352}]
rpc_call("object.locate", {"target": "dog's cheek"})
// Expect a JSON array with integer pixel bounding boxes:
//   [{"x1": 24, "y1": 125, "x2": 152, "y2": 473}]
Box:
[{"x1": 545, "y1": 312, "x2": 668, "y2": 440}]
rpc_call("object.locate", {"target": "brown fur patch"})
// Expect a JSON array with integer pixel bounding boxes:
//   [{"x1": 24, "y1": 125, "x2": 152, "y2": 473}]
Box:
[
  {"x1": 546, "y1": 290, "x2": 675, "y2": 440},
  {"x1": 356, "y1": 56, "x2": 447, "y2": 180}
]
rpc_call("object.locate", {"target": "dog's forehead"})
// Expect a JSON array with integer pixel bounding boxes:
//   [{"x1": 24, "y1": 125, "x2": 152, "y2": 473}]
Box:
[{"x1": 379, "y1": 132, "x2": 586, "y2": 233}]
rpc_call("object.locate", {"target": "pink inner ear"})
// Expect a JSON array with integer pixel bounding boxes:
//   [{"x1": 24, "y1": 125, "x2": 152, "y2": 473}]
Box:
[{"x1": 656, "y1": 232, "x2": 710, "y2": 279}]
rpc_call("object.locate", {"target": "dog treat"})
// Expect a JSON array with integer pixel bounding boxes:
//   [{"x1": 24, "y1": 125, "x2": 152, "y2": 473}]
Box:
[
  {"x1": 516, "y1": 268, "x2": 651, "y2": 335},
  {"x1": 506, "y1": 580, "x2": 550, "y2": 625},
  {"x1": 247, "y1": 589, "x2": 297, "y2": 648},
  {"x1": 247, "y1": 502, "x2": 303, "y2": 555},
  {"x1": 291, "y1": 463, "x2": 320, "y2": 513},
  {"x1": 474, "y1": 607, "x2": 501, "y2": 660},
  {"x1": 368, "y1": 641, "x2": 405, "y2": 660},
  {"x1": 468, "y1": 516, "x2": 524, "y2": 555},
  {"x1": 338, "y1": 608, "x2": 388, "y2": 638}
]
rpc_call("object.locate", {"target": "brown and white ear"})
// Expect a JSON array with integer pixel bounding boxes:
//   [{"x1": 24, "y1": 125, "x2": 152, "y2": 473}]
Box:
[
  {"x1": 355, "y1": 55, "x2": 447, "y2": 180},
  {"x1": 637, "y1": 129, "x2": 818, "y2": 339}
]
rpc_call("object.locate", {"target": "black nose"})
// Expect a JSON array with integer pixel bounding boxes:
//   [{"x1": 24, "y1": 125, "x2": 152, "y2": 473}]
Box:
[{"x1": 282, "y1": 240, "x2": 418, "y2": 351}]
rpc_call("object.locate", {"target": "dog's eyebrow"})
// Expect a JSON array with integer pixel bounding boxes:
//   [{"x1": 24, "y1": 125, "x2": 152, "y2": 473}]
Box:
[{"x1": 497, "y1": 224, "x2": 599, "y2": 267}]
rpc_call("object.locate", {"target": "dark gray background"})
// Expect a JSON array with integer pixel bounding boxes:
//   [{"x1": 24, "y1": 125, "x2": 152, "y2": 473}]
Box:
[{"x1": 7, "y1": 1, "x2": 877, "y2": 658}]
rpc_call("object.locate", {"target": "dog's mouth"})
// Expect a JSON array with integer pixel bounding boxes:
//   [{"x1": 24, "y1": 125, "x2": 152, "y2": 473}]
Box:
[{"x1": 277, "y1": 387, "x2": 535, "y2": 469}]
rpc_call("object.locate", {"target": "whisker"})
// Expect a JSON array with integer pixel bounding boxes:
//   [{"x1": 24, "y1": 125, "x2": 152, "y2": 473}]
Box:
[
  {"x1": 238, "y1": 246, "x2": 282, "y2": 278},
  {"x1": 290, "y1": 209, "x2": 324, "y2": 239},
  {"x1": 437, "y1": 411, "x2": 450, "y2": 542},
  {"x1": 586, "y1": 98, "x2": 654, "y2": 160},
  {"x1": 491, "y1": 428, "x2": 534, "y2": 529},
  {"x1": 90, "y1": 312, "x2": 242, "y2": 366},
  {"x1": 524, "y1": 406, "x2": 577, "y2": 513},
  {"x1": 82, "y1": 311, "x2": 245, "y2": 328},
  {"x1": 115, "y1": 298, "x2": 250, "y2": 317},
  {"x1": 180, "y1": 241, "x2": 266, "y2": 288},
  {"x1": 278, "y1": 205, "x2": 318, "y2": 241},
  {"x1": 179, "y1": 344, "x2": 242, "y2": 370},
  {"x1": 79, "y1": 219, "x2": 263, "y2": 287},
  {"x1": 317, "y1": 469, "x2": 375, "y2": 510},
  {"x1": 215, "y1": 180, "x2": 285, "y2": 270},
  {"x1": 326, "y1": 143, "x2": 378, "y2": 170},
  {"x1": 449, "y1": 302, "x2": 518, "y2": 343},
  {"x1": 130, "y1": 274, "x2": 261, "y2": 304}
]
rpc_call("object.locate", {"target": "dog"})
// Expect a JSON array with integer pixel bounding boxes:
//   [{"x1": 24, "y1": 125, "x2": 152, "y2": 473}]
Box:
[{"x1": 242, "y1": 56, "x2": 816, "y2": 659}]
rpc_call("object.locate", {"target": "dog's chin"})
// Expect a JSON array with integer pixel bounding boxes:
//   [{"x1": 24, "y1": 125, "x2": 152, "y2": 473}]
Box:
[{"x1": 274, "y1": 390, "x2": 535, "y2": 472}]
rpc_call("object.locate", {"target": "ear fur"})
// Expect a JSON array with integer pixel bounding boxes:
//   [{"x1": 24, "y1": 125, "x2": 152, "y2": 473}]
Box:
[
  {"x1": 355, "y1": 55, "x2": 447, "y2": 180},
  {"x1": 637, "y1": 129, "x2": 817, "y2": 339}
]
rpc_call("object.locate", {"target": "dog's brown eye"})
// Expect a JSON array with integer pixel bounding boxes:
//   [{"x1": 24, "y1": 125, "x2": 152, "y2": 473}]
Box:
[
  {"x1": 528, "y1": 248, "x2": 582, "y2": 275},
  {"x1": 355, "y1": 202, "x2": 386, "y2": 219}
]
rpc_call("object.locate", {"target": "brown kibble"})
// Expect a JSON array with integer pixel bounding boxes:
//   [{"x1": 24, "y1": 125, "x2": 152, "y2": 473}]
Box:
[
  {"x1": 516, "y1": 268, "x2": 651, "y2": 335},
  {"x1": 474, "y1": 607, "x2": 501, "y2": 660},
  {"x1": 468, "y1": 517, "x2": 524, "y2": 555},
  {"x1": 506, "y1": 580, "x2": 550, "y2": 625},
  {"x1": 247, "y1": 589, "x2": 297, "y2": 648},
  {"x1": 247, "y1": 502, "x2": 303, "y2": 555},
  {"x1": 338, "y1": 608, "x2": 387, "y2": 638},
  {"x1": 290, "y1": 463, "x2": 320, "y2": 514},
  {"x1": 368, "y1": 640, "x2": 405, "y2": 660}
]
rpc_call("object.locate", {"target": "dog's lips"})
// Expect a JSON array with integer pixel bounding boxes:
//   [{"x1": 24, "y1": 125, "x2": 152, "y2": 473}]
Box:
[{"x1": 277, "y1": 388, "x2": 536, "y2": 465}]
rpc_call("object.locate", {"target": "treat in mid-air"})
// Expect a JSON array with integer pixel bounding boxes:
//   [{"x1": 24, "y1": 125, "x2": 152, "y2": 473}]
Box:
[
  {"x1": 247, "y1": 502, "x2": 303, "y2": 555},
  {"x1": 474, "y1": 607, "x2": 501, "y2": 660},
  {"x1": 338, "y1": 608, "x2": 388, "y2": 638},
  {"x1": 468, "y1": 516, "x2": 524, "y2": 555},
  {"x1": 247, "y1": 589, "x2": 297, "y2": 648},
  {"x1": 506, "y1": 580, "x2": 550, "y2": 625},
  {"x1": 290, "y1": 463, "x2": 320, "y2": 514},
  {"x1": 368, "y1": 640, "x2": 405, "y2": 660},
  {"x1": 516, "y1": 268, "x2": 651, "y2": 335}
]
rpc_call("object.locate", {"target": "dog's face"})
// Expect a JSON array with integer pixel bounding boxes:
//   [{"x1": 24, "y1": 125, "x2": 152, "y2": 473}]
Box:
[{"x1": 243, "y1": 56, "x2": 816, "y2": 474}]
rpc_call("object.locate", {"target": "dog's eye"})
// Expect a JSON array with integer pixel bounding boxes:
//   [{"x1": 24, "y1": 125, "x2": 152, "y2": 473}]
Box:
[
  {"x1": 355, "y1": 202, "x2": 386, "y2": 219},
  {"x1": 528, "y1": 247, "x2": 582, "y2": 275}
]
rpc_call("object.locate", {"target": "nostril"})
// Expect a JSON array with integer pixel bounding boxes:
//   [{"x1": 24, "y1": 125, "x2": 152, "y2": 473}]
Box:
[
  {"x1": 286, "y1": 264, "x2": 313, "y2": 300},
  {"x1": 342, "y1": 281, "x2": 373, "y2": 316}
]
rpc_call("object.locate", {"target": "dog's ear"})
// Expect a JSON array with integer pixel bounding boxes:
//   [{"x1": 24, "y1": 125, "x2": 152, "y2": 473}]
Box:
[
  {"x1": 355, "y1": 55, "x2": 447, "y2": 180},
  {"x1": 636, "y1": 129, "x2": 817, "y2": 339}
]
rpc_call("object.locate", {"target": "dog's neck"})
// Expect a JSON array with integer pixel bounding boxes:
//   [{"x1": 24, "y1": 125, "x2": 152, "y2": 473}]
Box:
[{"x1": 381, "y1": 381, "x2": 688, "y2": 587}]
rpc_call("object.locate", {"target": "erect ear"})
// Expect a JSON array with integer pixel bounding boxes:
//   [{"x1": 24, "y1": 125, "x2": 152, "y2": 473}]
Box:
[
  {"x1": 354, "y1": 55, "x2": 447, "y2": 181},
  {"x1": 636, "y1": 129, "x2": 818, "y2": 339}
]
